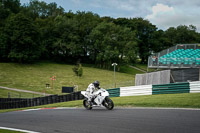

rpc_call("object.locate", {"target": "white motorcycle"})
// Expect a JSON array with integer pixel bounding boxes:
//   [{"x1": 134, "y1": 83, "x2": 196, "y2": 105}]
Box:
[{"x1": 81, "y1": 88, "x2": 114, "y2": 110}]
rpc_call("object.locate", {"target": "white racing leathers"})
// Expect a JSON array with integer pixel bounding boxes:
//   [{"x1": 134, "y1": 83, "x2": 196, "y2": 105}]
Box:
[{"x1": 86, "y1": 83, "x2": 98, "y2": 101}]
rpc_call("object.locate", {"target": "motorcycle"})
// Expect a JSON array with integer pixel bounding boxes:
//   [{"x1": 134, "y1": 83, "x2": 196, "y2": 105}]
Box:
[{"x1": 81, "y1": 88, "x2": 114, "y2": 110}]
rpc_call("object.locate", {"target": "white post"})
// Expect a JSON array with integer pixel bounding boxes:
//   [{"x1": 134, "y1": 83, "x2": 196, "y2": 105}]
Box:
[
  {"x1": 112, "y1": 63, "x2": 118, "y2": 88},
  {"x1": 199, "y1": 68, "x2": 200, "y2": 81}
]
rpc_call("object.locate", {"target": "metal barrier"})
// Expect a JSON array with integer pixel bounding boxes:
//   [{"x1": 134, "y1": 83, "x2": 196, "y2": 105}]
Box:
[
  {"x1": 0, "y1": 89, "x2": 119, "y2": 109},
  {"x1": 0, "y1": 88, "x2": 120, "y2": 109},
  {"x1": 189, "y1": 81, "x2": 200, "y2": 93},
  {"x1": 0, "y1": 91, "x2": 84, "y2": 110},
  {"x1": 120, "y1": 85, "x2": 152, "y2": 97},
  {"x1": 1, "y1": 82, "x2": 199, "y2": 109},
  {"x1": 152, "y1": 82, "x2": 190, "y2": 95},
  {"x1": 107, "y1": 88, "x2": 120, "y2": 97}
]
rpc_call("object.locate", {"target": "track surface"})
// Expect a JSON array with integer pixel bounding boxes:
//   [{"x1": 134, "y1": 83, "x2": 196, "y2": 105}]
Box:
[{"x1": 0, "y1": 107, "x2": 200, "y2": 133}]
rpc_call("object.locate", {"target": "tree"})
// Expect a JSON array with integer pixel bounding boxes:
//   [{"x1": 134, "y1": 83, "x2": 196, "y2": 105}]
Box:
[
  {"x1": 131, "y1": 18, "x2": 157, "y2": 64},
  {"x1": 48, "y1": 11, "x2": 100, "y2": 63},
  {"x1": 0, "y1": 31, "x2": 9, "y2": 61},
  {"x1": 35, "y1": 17, "x2": 57, "y2": 60},
  {"x1": 0, "y1": 4, "x2": 10, "y2": 26},
  {"x1": 4, "y1": 13, "x2": 41, "y2": 63},
  {"x1": 0, "y1": 0, "x2": 20, "y2": 13},
  {"x1": 0, "y1": 0, "x2": 21, "y2": 61},
  {"x1": 74, "y1": 11, "x2": 100, "y2": 59},
  {"x1": 150, "y1": 30, "x2": 172, "y2": 53},
  {"x1": 176, "y1": 25, "x2": 199, "y2": 43},
  {"x1": 89, "y1": 22, "x2": 138, "y2": 69},
  {"x1": 114, "y1": 17, "x2": 157, "y2": 64},
  {"x1": 164, "y1": 27, "x2": 177, "y2": 46},
  {"x1": 23, "y1": 0, "x2": 64, "y2": 19},
  {"x1": 51, "y1": 15, "x2": 80, "y2": 62},
  {"x1": 165, "y1": 25, "x2": 200, "y2": 46},
  {"x1": 47, "y1": 2, "x2": 64, "y2": 17}
]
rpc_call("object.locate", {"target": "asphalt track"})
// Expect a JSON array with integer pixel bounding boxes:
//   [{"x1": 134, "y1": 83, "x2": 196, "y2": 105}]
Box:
[{"x1": 0, "y1": 107, "x2": 200, "y2": 133}]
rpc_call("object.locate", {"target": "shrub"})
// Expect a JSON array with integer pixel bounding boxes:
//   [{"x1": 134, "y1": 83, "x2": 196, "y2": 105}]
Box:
[{"x1": 73, "y1": 63, "x2": 83, "y2": 77}]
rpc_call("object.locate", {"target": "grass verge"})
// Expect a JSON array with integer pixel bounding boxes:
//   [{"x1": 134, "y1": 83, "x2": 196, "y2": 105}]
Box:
[
  {"x1": 0, "y1": 62, "x2": 134, "y2": 96},
  {"x1": 1, "y1": 93, "x2": 200, "y2": 113},
  {"x1": 0, "y1": 88, "x2": 42, "y2": 98},
  {"x1": 0, "y1": 129, "x2": 23, "y2": 133},
  {"x1": 133, "y1": 63, "x2": 156, "y2": 72},
  {"x1": 119, "y1": 65, "x2": 144, "y2": 74},
  {"x1": 113, "y1": 93, "x2": 200, "y2": 108}
]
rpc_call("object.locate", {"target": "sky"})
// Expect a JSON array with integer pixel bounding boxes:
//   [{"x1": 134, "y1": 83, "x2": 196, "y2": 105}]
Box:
[{"x1": 20, "y1": 0, "x2": 200, "y2": 32}]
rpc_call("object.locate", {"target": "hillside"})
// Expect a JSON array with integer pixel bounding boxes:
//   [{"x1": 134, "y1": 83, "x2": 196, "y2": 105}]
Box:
[{"x1": 0, "y1": 62, "x2": 138, "y2": 96}]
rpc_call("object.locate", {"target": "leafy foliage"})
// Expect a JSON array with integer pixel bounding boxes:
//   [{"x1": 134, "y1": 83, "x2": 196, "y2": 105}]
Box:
[
  {"x1": 4, "y1": 13, "x2": 41, "y2": 63},
  {"x1": 73, "y1": 63, "x2": 83, "y2": 77},
  {"x1": 0, "y1": 0, "x2": 200, "y2": 66}
]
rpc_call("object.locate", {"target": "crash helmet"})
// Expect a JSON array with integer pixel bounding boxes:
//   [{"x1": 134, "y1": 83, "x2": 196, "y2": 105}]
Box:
[{"x1": 93, "y1": 80, "x2": 100, "y2": 88}]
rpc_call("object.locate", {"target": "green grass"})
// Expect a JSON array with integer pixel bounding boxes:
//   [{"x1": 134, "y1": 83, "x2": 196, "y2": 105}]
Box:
[
  {"x1": 0, "y1": 88, "x2": 42, "y2": 98},
  {"x1": 0, "y1": 129, "x2": 24, "y2": 133},
  {"x1": 0, "y1": 62, "x2": 135, "y2": 96},
  {"x1": 133, "y1": 63, "x2": 156, "y2": 72},
  {"x1": 119, "y1": 65, "x2": 144, "y2": 74},
  {"x1": 1, "y1": 93, "x2": 200, "y2": 113},
  {"x1": 113, "y1": 93, "x2": 200, "y2": 108},
  {"x1": 1, "y1": 62, "x2": 199, "y2": 112}
]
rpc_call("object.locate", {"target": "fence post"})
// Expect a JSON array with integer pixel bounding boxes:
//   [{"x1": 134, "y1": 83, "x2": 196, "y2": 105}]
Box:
[{"x1": 8, "y1": 92, "x2": 10, "y2": 98}]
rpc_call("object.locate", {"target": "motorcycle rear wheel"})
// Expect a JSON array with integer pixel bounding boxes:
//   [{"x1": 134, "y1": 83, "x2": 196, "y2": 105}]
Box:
[
  {"x1": 104, "y1": 97, "x2": 114, "y2": 110},
  {"x1": 83, "y1": 99, "x2": 92, "y2": 110}
]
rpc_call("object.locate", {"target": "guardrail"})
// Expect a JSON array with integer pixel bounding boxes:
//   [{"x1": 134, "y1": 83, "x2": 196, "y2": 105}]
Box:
[
  {"x1": 120, "y1": 85, "x2": 152, "y2": 97},
  {"x1": 189, "y1": 81, "x2": 200, "y2": 93},
  {"x1": 152, "y1": 82, "x2": 190, "y2": 95},
  {"x1": 120, "y1": 81, "x2": 200, "y2": 97},
  {"x1": 107, "y1": 88, "x2": 120, "y2": 97},
  {"x1": 0, "y1": 88, "x2": 119, "y2": 110},
  {"x1": 0, "y1": 92, "x2": 84, "y2": 110},
  {"x1": 1, "y1": 82, "x2": 200, "y2": 110}
]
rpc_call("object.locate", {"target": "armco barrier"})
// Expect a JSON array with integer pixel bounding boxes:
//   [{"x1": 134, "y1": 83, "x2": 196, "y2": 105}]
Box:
[
  {"x1": 0, "y1": 98, "x2": 26, "y2": 103},
  {"x1": 0, "y1": 91, "x2": 84, "y2": 110},
  {"x1": 152, "y1": 82, "x2": 190, "y2": 95},
  {"x1": 2, "y1": 82, "x2": 198, "y2": 109},
  {"x1": 107, "y1": 88, "x2": 120, "y2": 97},
  {"x1": 120, "y1": 85, "x2": 152, "y2": 97},
  {"x1": 189, "y1": 81, "x2": 200, "y2": 93}
]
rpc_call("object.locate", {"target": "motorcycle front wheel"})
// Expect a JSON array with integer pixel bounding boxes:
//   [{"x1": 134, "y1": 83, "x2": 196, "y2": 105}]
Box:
[
  {"x1": 83, "y1": 99, "x2": 92, "y2": 110},
  {"x1": 104, "y1": 97, "x2": 114, "y2": 110}
]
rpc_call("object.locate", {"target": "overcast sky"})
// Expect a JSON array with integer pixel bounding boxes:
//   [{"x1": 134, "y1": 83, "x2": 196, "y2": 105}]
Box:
[{"x1": 20, "y1": 0, "x2": 200, "y2": 32}]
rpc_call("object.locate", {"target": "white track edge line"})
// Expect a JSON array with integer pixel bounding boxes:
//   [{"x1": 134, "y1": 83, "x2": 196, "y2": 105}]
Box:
[
  {"x1": 117, "y1": 107, "x2": 200, "y2": 111},
  {"x1": 18, "y1": 107, "x2": 200, "y2": 112},
  {"x1": 0, "y1": 126, "x2": 40, "y2": 133}
]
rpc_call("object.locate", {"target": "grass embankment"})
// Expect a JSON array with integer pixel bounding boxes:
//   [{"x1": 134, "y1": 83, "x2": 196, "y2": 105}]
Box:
[
  {"x1": 0, "y1": 88, "x2": 42, "y2": 98},
  {"x1": 119, "y1": 65, "x2": 144, "y2": 74},
  {"x1": 0, "y1": 62, "x2": 136, "y2": 96},
  {"x1": 113, "y1": 93, "x2": 200, "y2": 108},
  {"x1": 133, "y1": 63, "x2": 156, "y2": 72},
  {"x1": 0, "y1": 129, "x2": 23, "y2": 133},
  {"x1": 1, "y1": 93, "x2": 200, "y2": 113}
]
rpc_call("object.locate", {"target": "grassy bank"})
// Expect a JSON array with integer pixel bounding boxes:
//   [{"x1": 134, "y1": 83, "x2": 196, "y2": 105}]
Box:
[
  {"x1": 0, "y1": 62, "x2": 135, "y2": 96},
  {"x1": 0, "y1": 88, "x2": 42, "y2": 98},
  {"x1": 1, "y1": 93, "x2": 200, "y2": 113},
  {"x1": 0, "y1": 129, "x2": 23, "y2": 133},
  {"x1": 113, "y1": 93, "x2": 200, "y2": 108}
]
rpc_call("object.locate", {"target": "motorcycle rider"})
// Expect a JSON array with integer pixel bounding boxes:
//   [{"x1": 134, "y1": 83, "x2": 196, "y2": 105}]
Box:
[{"x1": 86, "y1": 81, "x2": 100, "y2": 104}]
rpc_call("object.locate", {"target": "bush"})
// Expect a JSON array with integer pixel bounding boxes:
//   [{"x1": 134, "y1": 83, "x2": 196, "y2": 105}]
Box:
[
  {"x1": 78, "y1": 64, "x2": 83, "y2": 77},
  {"x1": 73, "y1": 63, "x2": 83, "y2": 77}
]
